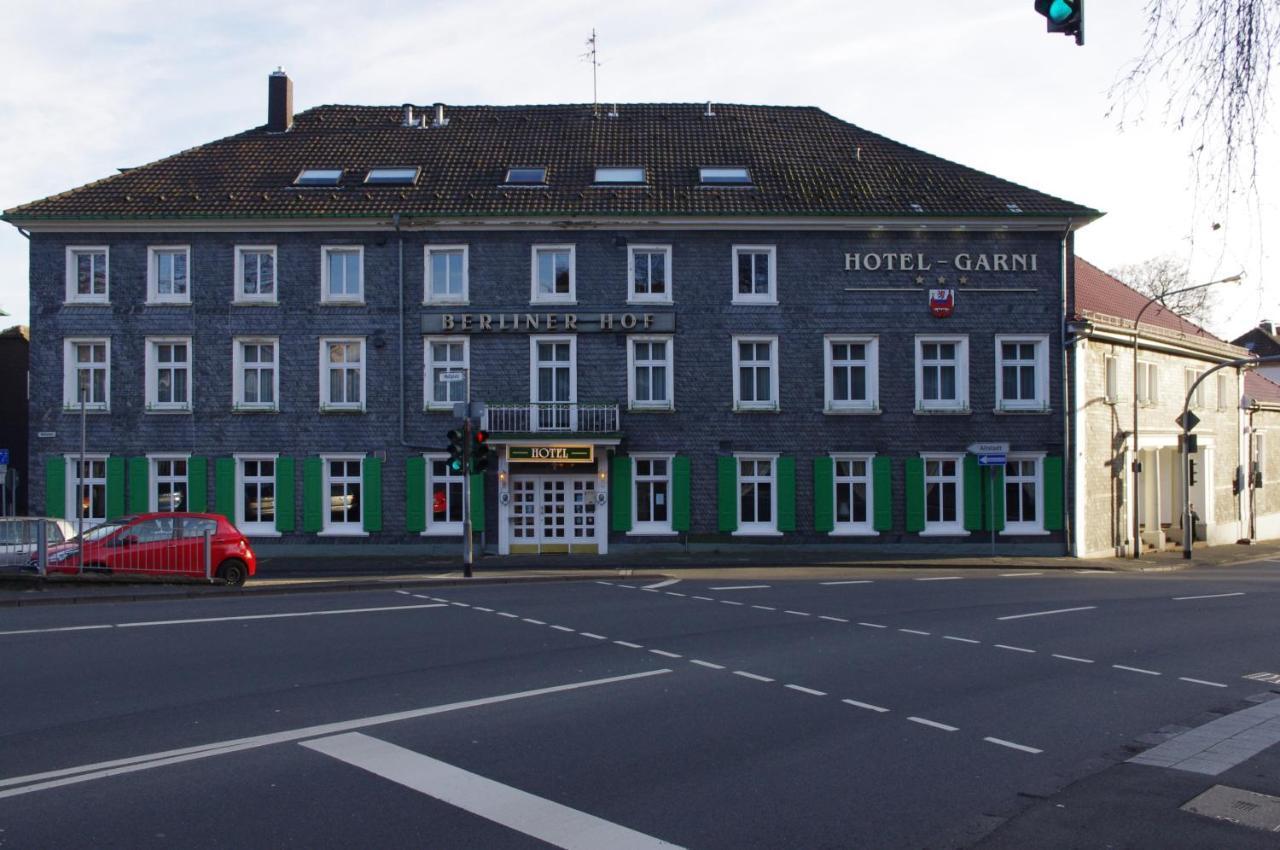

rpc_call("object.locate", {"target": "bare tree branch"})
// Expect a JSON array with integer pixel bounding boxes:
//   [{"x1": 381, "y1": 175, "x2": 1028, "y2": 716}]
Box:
[{"x1": 1110, "y1": 256, "x2": 1216, "y2": 325}]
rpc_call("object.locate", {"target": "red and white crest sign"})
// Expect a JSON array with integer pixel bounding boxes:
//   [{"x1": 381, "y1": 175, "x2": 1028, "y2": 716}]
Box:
[{"x1": 929, "y1": 288, "x2": 954, "y2": 318}]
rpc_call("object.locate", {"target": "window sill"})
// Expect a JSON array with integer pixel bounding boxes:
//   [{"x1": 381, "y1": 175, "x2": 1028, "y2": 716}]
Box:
[
  {"x1": 824, "y1": 407, "x2": 881, "y2": 416},
  {"x1": 63, "y1": 300, "x2": 110, "y2": 307},
  {"x1": 319, "y1": 406, "x2": 366, "y2": 414},
  {"x1": 625, "y1": 298, "x2": 673, "y2": 306},
  {"x1": 628, "y1": 404, "x2": 675, "y2": 413},
  {"x1": 145, "y1": 300, "x2": 192, "y2": 307},
  {"x1": 993, "y1": 407, "x2": 1051, "y2": 415},
  {"x1": 731, "y1": 528, "x2": 783, "y2": 537},
  {"x1": 529, "y1": 299, "x2": 578, "y2": 307},
  {"x1": 828, "y1": 529, "x2": 880, "y2": 537},
  {"x1": 731, "y1": 298, "x2": 779, "y2": 307},
  {"x1": 145, "y1": 408, "x2": 193, "y2": 415},
  {"x1": 917, "y1": 528, "x2": 971, "y2": 537},
  {"x1": 424, "y1": 300, "x2": 470, "y2": 307},
  {"x1": 241, "y1": 528, "x2": 282, "y2": 538},
  {"x1": 626, "y1": 528, "x2": 678, "y2": 536},
  {"x1": 424, "y1": 406, "x2": 464, "y2": 413},
  {"x1": 231, "y1": 300, "x2": 279, "y2": 307},
  {"x1": 733, "y1": 405, "x2": 781, "y2": 414},
  {"x1": 319, "y1": 300, "x2": 367, "y2": 307},
  {"x1": 317, "y1": 528, "x2": 370, "y2": 537},
  {"x1": 62, "y1": 406, "x2": 110, "y2": 414},
  {"x1": 420, "y1": 528, "x2": 463, "y2": 537},
  {"x1": 233, "y1": 407, "x2": 279, "y2": 414},
  {"x1": 914, "y1": 407, "x2": 971, "y2": 416},
  {"x1": 1000, "y1": 528, "x2": 1049, "y2": 536}
]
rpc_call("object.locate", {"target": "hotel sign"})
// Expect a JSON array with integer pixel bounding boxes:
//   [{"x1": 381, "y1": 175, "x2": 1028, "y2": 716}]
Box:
[
  {"x1": 508, "y1": 446, "x2": 595, "y2": 463},
  {"x1": 423, "y1": 312, "x2": 675, "y2": 334},
  {"x1": 844, "y1": 253, "x2": 1040, "y2": 273}
]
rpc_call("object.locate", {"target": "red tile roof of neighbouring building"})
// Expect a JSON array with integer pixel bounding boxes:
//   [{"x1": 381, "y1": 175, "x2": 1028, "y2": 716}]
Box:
[
  {"x1": 1246, "y1": 371, "x2": 1280, "y2": 406},
  {"x1": 1074, "y1": 257, "x2": 1224, "y2": 340}
]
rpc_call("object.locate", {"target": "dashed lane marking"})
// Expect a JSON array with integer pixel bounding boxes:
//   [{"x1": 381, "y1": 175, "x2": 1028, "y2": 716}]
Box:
[
  {"x1": 689, "y1": 660, "x2": 725, "y2": 670},
  {"x1": 999, "y1": 572, "x2": 1043, "y2": 578},
  {"x1": 994, "y1": 644, "x2": 1036, "y2": 654},
  {"x1": 649, "y1": 649, "x2": 682, "y2": 658},
  {"x1": 819, "y1": 615, "x2": 849, "y2": 623},
  {"x1": 643, "y1": 579, "x2": 681, "y2": 590},
  {"x1": 733, "y1": 671, "x2": 774, "y2": 683},
  {"x1": 858, "y1": 622, "x2": 887, "y2": 629},
  {"x1": 1179, "y1": 677, "x2": 1228, "y2": 688},
  {"x1": 720, "y1": 600, "x2": 745, "y2": 606},
  {"x1": 908, "y1": 717, "x2": 958, "y2": 732},
  {"x1": 395, "y1": 590, "x2": 412, "y2": 595},
  {"x1": 1113, "y1": 664, "x2": 1161, "y2": 676},
  {"x1": 709, "y1": 585, "x2": 771, "y2": 591},
  {"x1": 785, "y1": 684, "x2": 827, "y2": 697},
  {"x1": 579, "y1": 633, "x2": 607, "y2": 640},
  {"x1": 1172, "y1": 592, "x2": 1246, "y2": 601},
  {"x1": 984, "y1": 737, "x2": 1042, "y2": 754},
  {"x1": 472, "y1": 607, "x2": 494, "y2": 613},
  {"x1": 614, "y1": 641, "x2": 643, "y2": 649},
  {"x1": 522, "y1": 618, "x2": 546, "y2": 625},
  {"x1": 1051, "y1": 654, "x2": 1094, "y2": 663},
  {"x1": 820, "y1": 580, "x2": 874, "y2": 585},
  {"x1": 692, "y1": 596, "x2": 714, "y2": 601},
  {"x1": 996, "y1": 606, "x2": 1097, "y2": 621},
  {"x1": 899, "y1": 629, "x2": 931, "y2": 636},
  {"x1": 784, "y1": 610, "x2": 812, "y2": 617},
  {"x1": 915, "y1": 576, "x2": 963, "y2": 582},
  {"x1": 943, "y1": 636, "x2": 981, "y2": 644},
  {"x1": 450, "y1": 602, "x2": 470, "y2": 608},
  {"x1": 752, "y1": 605, "x2": 777, "y2": 611},
  {"x1": 496, "y1": 612, "x2": 519, "y2": 619},
  {"x1": 842, "y1": 699, "x2": 889, "y2": 713},
  {"x1": 666, "y1": 592, "x2": 686, "y2": 597},
  {"x1": 550, "y1": 625, "x2": 575, "y2": 633}
]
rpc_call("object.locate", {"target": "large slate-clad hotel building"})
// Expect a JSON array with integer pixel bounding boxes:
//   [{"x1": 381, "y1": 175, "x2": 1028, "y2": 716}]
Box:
[{"x1": 6, "y1": 73, "x2": 1100, "y2": 557}]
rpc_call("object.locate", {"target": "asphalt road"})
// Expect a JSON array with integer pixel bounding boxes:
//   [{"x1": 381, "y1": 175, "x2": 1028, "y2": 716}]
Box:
[{"x1": 3, "y1": 560, "x2": 1280, "y2": 848}]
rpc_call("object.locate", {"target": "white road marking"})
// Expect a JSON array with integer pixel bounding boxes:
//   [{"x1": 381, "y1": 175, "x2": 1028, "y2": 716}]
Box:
[
  {"x1": 302, "y1": 733, "x2": 682, "y2": 850},
  {"x1": 1113, "y1": 664, "x2": 1161, "y2": 676},
  {"x1": 1179, "y1": 677, "x2": 1228, "y2": 688},
  {"x1": 818, "y1": 615, "x2": 849, "y2": 623},
  {"x1": 915, "y1": 576, "x2": 963, "y2": 582},
  {"x1": 709, "y1": 585, "x2": 771, "y2": 591},
  {"x1": 943, "y1": 636, "x2": 981, "y2": 644},
  {"x1": 689, "y1": 660, "x2": 725, "y2": 670},
  {"x1": 595, "y1": 581, "x2": 614, "y2": 586},
  {"x1": 984, "y1": 737, "x2": 1042, "y2": 754},
  {"x1": 450, "y1": 602, "x2": 470, "y2": 608},
  {"x1": 996, "y1": 606, "x2": 1097, "y2": 621},
  {"x1": 999, "y1": 572, "x2": 1043, "y2": 578},
  {"x1": 649, "y1": 649, "x2": 682, "y2": 658},
  {"x1": 412, "y1": 594, "x2": 435, "y2": 600},
  {"x1": 899, "y1": 629, "x2": 931, "y2": 636},
  {"x1": 0, "y1": 669, "x2": 673, "y2": 798},
  {"x1": 908, "y1": 717, "x2": 958, "y2": 732},
  {"x1": 785, "y1": 685, "x2": 827, "y2": 697},
  {"x1": 752, "y1": 605, "x2": 777, "y2": 611},
  {"x1": 820, "y1": 580, "x2": 874, "y2": 585},
  {"x1": 522, "y1": 619, "x2": 546, "y2": 625},
  {"x1": 733, "y1": 671, "x2": 774, "y2": 683},
  {"x1": 473, "y1": 607, "x2": 494, "y2": 613},
  {"x1": 784, "y1": 610, "x2": 811, "y2": 617},
  {"x1": 105, "y1": 604, "x2": 448, "y2": 630},
  {"x1": 692, "y1": 596, "x2": 714, "y2": 601},
  {"x1": 858, "y1": 622, "x2": 887, "y2": 629},
  {"x1": 1172, "y1": 592, "x2": 1246, "y2": 601},
  {"x1": 579, "y1": 633, "x2": 606, "y2": 640},
  {"x1": 842, "y1": 699, "x2": 889, "y2": 713},
  {"x1": 640, "y1": 588, "x2": 659, "y2": 593},
  {"x1": 395, "y1": 590, "x2": 412, "y2": 595},
  {"x1": 616, "y1": 584, "x2": 636, "y2": 589},
  {"x1": 0, "y1": 624, "x2": 114, "y2": 637},
  {"x1": 550, "y1": 625, "x2": 576, "y2": 633},
  {"x1": 720, "y1": 600, "x2": 744, "y2": 606},
  {"x1": 666, "y1": 592, "x2": 686, "y2": 597},
  {"x1": 496, "y1": 612, "x2": 519, "y2": 619},
  {"x1": 614, "y1": 641, "x2": 643, "y2": 649},
  {"x1": 1051, "y1": 654, "x2": 1094, "y2": 663},
  {"x1": 994, "y1": 644, "x2": 1036, "y2": 653},
  {"x1": 643, "y1": 579, "x2": 681, "y2": 590}
]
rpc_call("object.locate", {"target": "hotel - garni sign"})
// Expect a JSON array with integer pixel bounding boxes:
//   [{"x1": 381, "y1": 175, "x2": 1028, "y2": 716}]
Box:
[{"x1": 423, "y1": 312, "x2": 675, "y2": 334}]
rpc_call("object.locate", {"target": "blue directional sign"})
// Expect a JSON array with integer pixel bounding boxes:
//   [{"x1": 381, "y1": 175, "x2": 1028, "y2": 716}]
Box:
[
  {"x1": 977, "y1": 454, "x2": 1006, "y2": 466},
  {"x1": 0, "y1": 449, "x2": 8, "y2": 465}
]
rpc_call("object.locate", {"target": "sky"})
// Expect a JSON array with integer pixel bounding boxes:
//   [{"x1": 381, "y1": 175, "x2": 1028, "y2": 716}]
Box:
[{"x1": 0, "y1": 0, "x2": 1276, "y2": 339}]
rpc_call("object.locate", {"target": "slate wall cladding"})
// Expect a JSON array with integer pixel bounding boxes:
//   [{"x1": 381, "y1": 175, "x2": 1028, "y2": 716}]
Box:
[{"x1": 27, "y1": 226, "x2": 1066, "y2": 547}]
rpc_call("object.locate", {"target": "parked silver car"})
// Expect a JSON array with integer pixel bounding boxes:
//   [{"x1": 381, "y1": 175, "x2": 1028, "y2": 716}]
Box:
[{"x1": 0, "y1": 517, "x2": 77, "y2": 567}]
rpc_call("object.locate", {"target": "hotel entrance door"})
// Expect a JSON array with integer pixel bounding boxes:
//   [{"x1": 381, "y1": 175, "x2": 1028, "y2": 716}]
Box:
[{"x1": 510, "y1": 476, "x2": 599, "y2": 554}]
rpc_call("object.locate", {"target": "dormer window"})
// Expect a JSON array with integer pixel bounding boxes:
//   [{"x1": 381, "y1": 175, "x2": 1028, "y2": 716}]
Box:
[
  {"x1": 506, "y1": 167, "x2": 546, "y2": 185},
  {"x1": 594, "y1": 167, "x2": 645, "y2": 184},
  {"x1": 295, "y1": 169, "x2": 342, "y2": 187},
  {"x1": 365, "y1": 167, "x2": 419, "y2": 185},
  {"x1": 700, "y1": 166, "x2": 751, "y2": 185}
]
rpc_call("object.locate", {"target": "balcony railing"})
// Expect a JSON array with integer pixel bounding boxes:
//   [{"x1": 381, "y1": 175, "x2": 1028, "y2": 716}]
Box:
[{"x1": 482, "y1": 402, "x2": 619, "y2": 434}]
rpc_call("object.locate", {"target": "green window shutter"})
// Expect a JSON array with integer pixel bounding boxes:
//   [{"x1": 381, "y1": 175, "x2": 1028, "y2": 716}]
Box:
[
  {"x1": 128, "y1": 457, "x2": 149, "y2": 514},
  {"x1": 187, "y1": 457, "x2": 208, "y2": 512},
  {"x1": 610, "y1": 454, "x2": 632, "y2": 532},
  {"x1": 813, "y1": 456, "x2": 834, "y2": 533},
  {"x1": 214, "y1": 457, "x2": 236, "y2": 523},
  {"x1": 671, "y1": 456, "x2": 692, "y2": 532},
  {"x1": 904, "y1": 457, "x2": 925, "y2": 533},
  {"x1": 405, "y1": 456, "x2": 426, "y2": 534},
  {"x1": 717, "y1": 456, "x2": 738, "y2": 533},
  {"x1": 776, "y1": 455, "x2": 796, "y2": 532},
  {"x1": 985, "y1": 466, "x2": 1006, "y2": 532},
  {"x1": 275, "y1": 457, "x2": 295, "y2": 532},
  {"x1": 302, "y1": 457, "x2": 323, "y2": 533},
  {"x1": 470, "y1": 473, "x2": 485, "y2": 532},
  {"x1": 45, "y1": 456, "x2": 66, "y2": 519},
  {"x1": 963, "y1": 454, "x2": 983, "y2": 532},
  {"x1": 872, "y1": 456, "x2": 893, "y2": 532},
  {"x1": 106, "y1": 456, "x2": 126, "y2": 519},
  {"x1": 1043, "y1": 455, "x2": 1064, "y2": 531},
  {"x1": 363, "y1": 456, "x2": 383, "y2": 533}
]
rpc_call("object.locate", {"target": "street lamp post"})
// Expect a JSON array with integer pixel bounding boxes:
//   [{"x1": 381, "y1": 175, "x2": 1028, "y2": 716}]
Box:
[{"x1": 1129, "y1": 273, "x2": 1242, "y2": 558}]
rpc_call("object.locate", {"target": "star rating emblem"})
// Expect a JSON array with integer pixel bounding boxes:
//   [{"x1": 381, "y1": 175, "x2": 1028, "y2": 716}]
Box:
[
  {"x1": 915, "y1": 275, "x2": 925, "y2": 285},
  {"x1": 959, "y1": 275, "x2": 968, "y2": 285},
  {"x1": 937, "y1": 275, "x2": 947, "y2": 284}
]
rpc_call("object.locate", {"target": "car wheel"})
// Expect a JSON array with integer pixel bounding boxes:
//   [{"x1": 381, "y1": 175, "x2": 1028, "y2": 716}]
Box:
[{"x1": 217, "y1": 558, "x2": 248, "y2": 587}]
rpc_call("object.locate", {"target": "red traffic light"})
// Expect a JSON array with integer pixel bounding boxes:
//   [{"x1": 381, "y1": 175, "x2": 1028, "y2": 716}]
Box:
[{"x1": 474, "y1": 430, "x2": 489, "y2": 444}]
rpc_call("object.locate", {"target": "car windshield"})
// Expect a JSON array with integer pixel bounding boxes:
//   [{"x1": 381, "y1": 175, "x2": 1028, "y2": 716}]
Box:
[{"x1": 77, "y1": 520, "x2": 131, "y2": 543}]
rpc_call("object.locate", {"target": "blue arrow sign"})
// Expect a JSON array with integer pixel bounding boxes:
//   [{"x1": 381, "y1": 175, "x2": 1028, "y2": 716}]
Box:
[
  {"x1": 977, "y1": 454, "x2": 1006, "y2": 466},
  {"x1": 0, "y1": 449, "x2": 8, "y2": 465}
]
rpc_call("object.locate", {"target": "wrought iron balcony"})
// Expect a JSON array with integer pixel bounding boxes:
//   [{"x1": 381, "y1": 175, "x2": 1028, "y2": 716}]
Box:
[{"x1": 482, "y1": 402, "x2": 620, "y2": 434}]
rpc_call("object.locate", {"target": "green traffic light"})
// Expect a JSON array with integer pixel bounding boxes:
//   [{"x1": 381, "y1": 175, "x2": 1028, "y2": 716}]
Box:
[{"x1": 1048, "y1": 0, "x2": 1073, "y2": 22}]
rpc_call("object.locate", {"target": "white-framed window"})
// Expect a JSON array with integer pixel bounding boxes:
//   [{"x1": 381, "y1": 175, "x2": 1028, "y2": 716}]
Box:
[
  {"x1": 322, "y1": 455, "x2": 364, "y2": 535},
  {"x1": 627, "y1": 336, "x2": 674, "y2": 410},
  {"x1": 145, "y1": 337, "x2": 192, "y2": 412},
  {"x1": 632, "y1": 455, "x2": 674, "y2": 534},
  {"x1": 147, "y1": 246, "x2": 191, "y2": 304},
  {"x1": 1104, "y1": 355, "x2": 1120, "y2": 404},
  {"x1": 236, "y1": 455, "x2": 278, "y2": 536},
  {"x1": 824, "y1": 336, "x2": 879, "y2": 412},
  {"x1": 234, "y1": 246, "x2": 277, "y2": 304},
  {"x1": 831, "y1": 454, "x2": 875, "y2": 535},
  {"x1": 1217, "y1": 372, "x2": 1234, "y2": 411},
  {"x1": 65, "y1": 454, "x2": 108, "y2": 527},
  {"x1": 1003, "y1": 454, "x2": 1045, "y2": 534},
  {"x1": 63, "y1": 338, "x2": 109, "y2": 411},
  {"x1": 424, "y1": 455, "x2": 464, "y2": 535},
  {"x1": 995, "y1": 335, "x2": 1048, "y2": 411},
  {"x1": 1184, "y1": 367, "x2": 1207, "y2": 409},
  {"x1": 628, "y1": 245, "x2": 672, "y2": 304},
  {"x1": 149, "y1": 455, "x2": 189, "y2": 512},
  {"x1": 65, "y1": 246, "x2": 109, "y2": 304},
  {"x1": 922, "y1": 454, "x2": 965, "y2": 535},
  {"x1": 425, "y1": 337, "x2": 469, "y2": 410},
  {"x1": 319, "y1": 337, "x2": 366, "y2": 411},
  {"x1": 1137, "y1": 361, "x2": 1159, "y2": 406},
  {"x1": 732, "y1": 336, "x2": 779, "y2": 411},
  {"x1": 530, "y1": 335, "x2": 576, "y2": 404},
  {"x1": 321, "y1": 246, "x2": 364, "y2": 303},
  {"x1": 531, "y1": 245, "x2": 575, "y2": 303},
  {"x1": 736, "y1": 454, "x2": 778, "y2": 534},
  {"x1": 233, "y1": 337, "x2": 279, "y2": 411},
  {"x1": 425, "y1": 245, "x2": 468, "y2": 304},
  {"x1": 915, "y1": 336, "x2": 969, "y2": 412},
  {"x1": 732, "y1": 245, "x2": 777, "y2": 304}
]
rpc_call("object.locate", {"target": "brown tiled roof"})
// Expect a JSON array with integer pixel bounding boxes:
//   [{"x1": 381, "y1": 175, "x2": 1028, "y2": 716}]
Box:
[
  {"x1": 1246, "y1": 371, "x2": 1280, "y2": 405},
  {"x1": 3, "y1": 103, "x2": 1101, "y2": 223},
  {"x1": 1074, "y1": 257, "x2": 1222, "y2": 339}
]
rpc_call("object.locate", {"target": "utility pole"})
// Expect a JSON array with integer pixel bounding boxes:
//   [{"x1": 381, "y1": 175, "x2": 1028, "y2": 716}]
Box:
[{"x1": 462, "y1": 413, "x2": 473, "y2": 578}]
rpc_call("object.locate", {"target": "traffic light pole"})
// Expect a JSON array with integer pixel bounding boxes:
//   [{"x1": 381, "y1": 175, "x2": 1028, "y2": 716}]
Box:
[{"x1": 462, "y1": 416, "x2": 473, "y2": 578}]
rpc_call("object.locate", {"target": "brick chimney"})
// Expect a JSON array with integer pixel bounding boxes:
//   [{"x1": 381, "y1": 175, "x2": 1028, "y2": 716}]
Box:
[
  {"x1": 1260, "y1": 320, "x2": 1276, "y2": 336},
  {"x1": 267, "y1": 69, "x2": 293, "y2": 132}
]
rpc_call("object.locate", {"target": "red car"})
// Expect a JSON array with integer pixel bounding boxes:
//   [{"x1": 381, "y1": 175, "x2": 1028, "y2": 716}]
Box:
[{"x1": 43, "y1": 512, "x2": 257, "y2": 586}]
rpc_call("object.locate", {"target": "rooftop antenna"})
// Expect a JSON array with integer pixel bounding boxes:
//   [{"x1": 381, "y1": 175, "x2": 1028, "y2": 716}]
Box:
[{"x1": 581, "y1": 28, "x2": 602, "y2": 117}]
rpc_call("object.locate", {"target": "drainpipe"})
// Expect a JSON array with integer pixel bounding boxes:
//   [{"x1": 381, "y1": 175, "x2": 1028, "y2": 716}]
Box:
[{"x1": 1060, "y1": 222, "x2": 1074, "y2": 555}]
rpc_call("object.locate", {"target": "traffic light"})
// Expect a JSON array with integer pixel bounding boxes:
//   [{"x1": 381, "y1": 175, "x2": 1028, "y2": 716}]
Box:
[
  {"x1": 446, "y1": 428, "x2": 465, "y2": 473},
  {"x1": 471, "y1": 429, "x2": 491, "y2": 473},
  {"x1": 1188, "y1": 459, "x2": 1198, "y2": 487},
  {"x1": 1034, "y1": 0, "x2": 1083, "y2": 46}
]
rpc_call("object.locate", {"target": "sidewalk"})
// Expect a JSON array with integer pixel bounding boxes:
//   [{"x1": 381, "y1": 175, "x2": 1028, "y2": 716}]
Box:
[{"x1": 1, "y1": 540, "x2": 1275, "y2": 608}]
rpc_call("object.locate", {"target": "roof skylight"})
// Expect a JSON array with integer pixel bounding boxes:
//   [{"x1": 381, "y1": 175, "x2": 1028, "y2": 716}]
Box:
[
  {"x1": 594, "y1": 166, "x2": 646, "y2": 184},
  {"x1": 699, "y1": 166, "x2": 751, "y2": 185},
  {"x1": 294, "y1": 169, "x2": 343, "y2": 186},
  {"x1": 1006, "y1": 202, "x2": 1023, "y2": 213},
  {"x1": 365, "y1": 167, "x2": 420, "y2": 185},
  {"x1": 506, "y1": 167, "x2": 547, "y2": 185}
]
